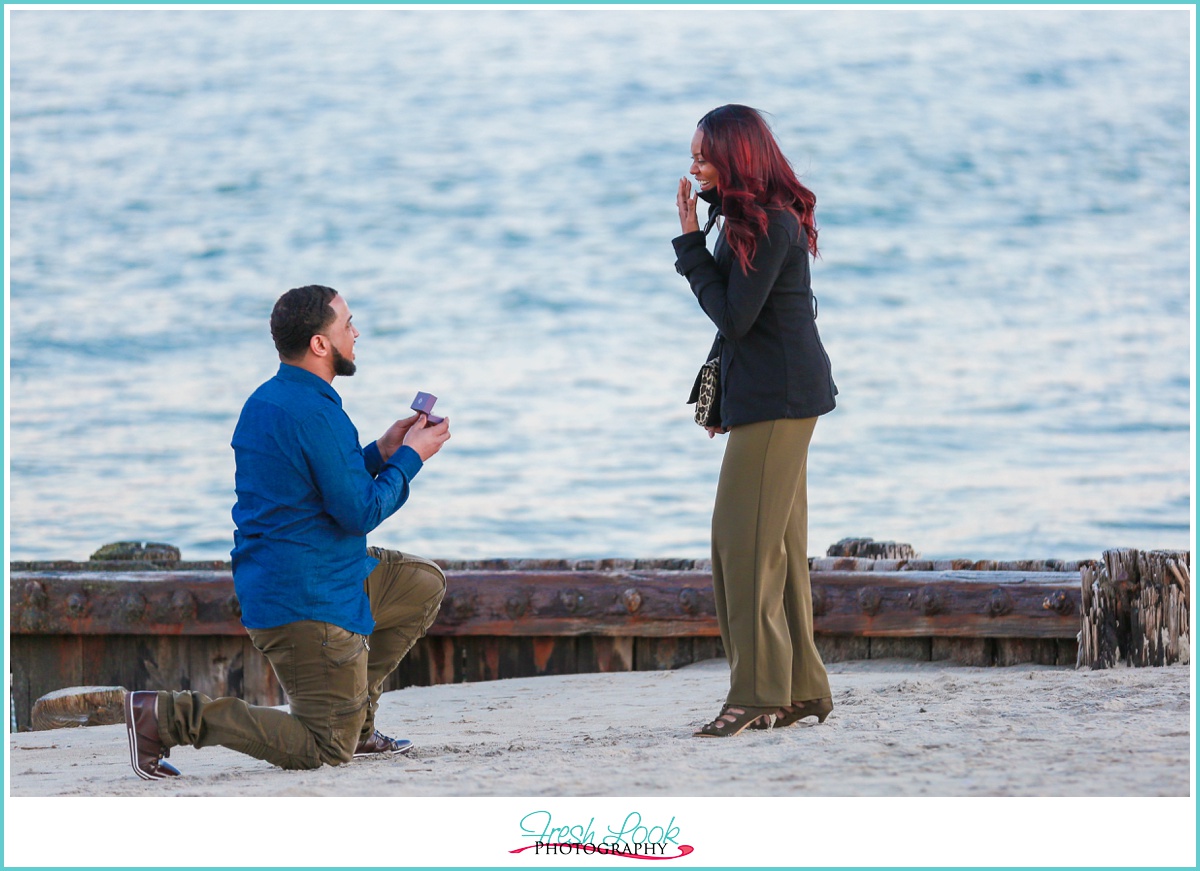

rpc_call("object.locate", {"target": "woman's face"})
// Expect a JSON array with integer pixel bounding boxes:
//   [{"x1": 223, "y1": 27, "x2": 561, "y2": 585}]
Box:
[{"x1": 689, "y1": 128, "x2": 719, "y2": 193}]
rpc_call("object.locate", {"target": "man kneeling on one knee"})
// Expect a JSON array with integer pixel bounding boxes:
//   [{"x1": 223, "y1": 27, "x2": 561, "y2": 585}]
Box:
[{"x1": 124, "y1": 284, "x2": 451, "y2": 779}]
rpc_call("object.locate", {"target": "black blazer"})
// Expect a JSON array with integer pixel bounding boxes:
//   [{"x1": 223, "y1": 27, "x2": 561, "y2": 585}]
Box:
[{"x1": 673, "y1": 207, "x2": 837, "y2": 428}]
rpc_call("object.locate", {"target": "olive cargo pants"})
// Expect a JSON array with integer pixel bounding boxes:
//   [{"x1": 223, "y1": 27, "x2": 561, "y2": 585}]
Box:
[
  {"x1": 711, "y1": 418, "x2": 831, "y2": 708},
  {"x1": 154, "y1": 549, "x2": 445, "y2": 769}
]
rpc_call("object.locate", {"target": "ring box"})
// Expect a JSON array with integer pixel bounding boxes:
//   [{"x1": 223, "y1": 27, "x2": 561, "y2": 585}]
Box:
[{"x1": 410, "y1": 391, "x2": 445, "y2": 425}]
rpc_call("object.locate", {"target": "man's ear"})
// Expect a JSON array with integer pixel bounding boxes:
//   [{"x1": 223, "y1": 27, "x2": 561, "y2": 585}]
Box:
[{"x1": 309, "y1": 333, "x2": 330, "y2": 358}]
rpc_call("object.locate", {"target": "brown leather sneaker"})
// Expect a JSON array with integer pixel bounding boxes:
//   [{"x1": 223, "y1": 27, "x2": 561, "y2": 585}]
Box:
[
  {"x1": 124, "y1": 691, "x2": 181, "y2": 780},
  {"x1": 353, "y1": 730, "x2": 414, "y2": 758}
]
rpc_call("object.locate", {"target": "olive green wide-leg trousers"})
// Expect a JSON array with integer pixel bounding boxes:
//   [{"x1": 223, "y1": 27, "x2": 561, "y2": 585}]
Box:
[
  {"x1": 712, "y1": 418, "x2": 831, "y2": 708},
  {"x1": 154, "y1": 549, "x2": 445, "y2": 770}
]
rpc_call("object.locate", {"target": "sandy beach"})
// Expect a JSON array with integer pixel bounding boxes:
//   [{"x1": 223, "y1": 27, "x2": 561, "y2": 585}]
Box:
[
  {"x1": 5, "y1": 657, "x2": 1194, "y2": 867},
  {"x1": 8, "y1": 657, "x2": 1192, "y2": 798}
]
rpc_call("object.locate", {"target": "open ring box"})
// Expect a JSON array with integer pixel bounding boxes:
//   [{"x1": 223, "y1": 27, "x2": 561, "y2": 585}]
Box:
[{"x1": 410, "y1": 391, "x2": 445, "y2": 425}]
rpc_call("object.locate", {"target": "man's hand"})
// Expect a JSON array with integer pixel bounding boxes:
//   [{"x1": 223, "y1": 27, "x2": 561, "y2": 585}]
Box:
[
  {"x1": 377, "y1": 413, "x2": 423, "y2": 463},
  {"x1": 403, "y1": 415, "x2": 451, "y2": 462}
]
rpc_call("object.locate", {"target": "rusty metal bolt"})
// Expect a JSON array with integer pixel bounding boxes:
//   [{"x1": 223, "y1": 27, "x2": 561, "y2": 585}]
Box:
[
  {"x1": 622, "y1": 588, "x2": 643, "y2": 614},
  {"x1": 66, "y1": 591, "x2": 90, "y2": 618},
  {"x1": 119, "y1": 592, "x2": 147, "y2": 623},
  {"x1": 919, "y1": 586, "x2": 945, "y2": 616},
  {"x1": 24, "y1": 580, "x2": 48, "y2": 610},
  {"x1": 988, "y1": 588, "x2": 1014, "y2": 617},
  {"x1": 450, "y1": 595, "x2": 476, "y2": 620},
  {"x1": 679, "y1": 589, "x2": 701, "y2": 614},
  {"x1": 559, "y1": 590, "x2": 585, "y2": 614},
  {"x1": 169, "y1": 590, "x2": 198, "y2": 622},
  {"x1": 858, "y1": 588, "x2": 882, "y2": 616},
  {"x1": 1043, "y1": 590, "x2": 1074, "y2": 616},
  {"x1": 811, "y1": 587, "x2": 828, "y2": 618},
  {"x1": 505, "y1": 595, "x2": 529, "y2": 620}
]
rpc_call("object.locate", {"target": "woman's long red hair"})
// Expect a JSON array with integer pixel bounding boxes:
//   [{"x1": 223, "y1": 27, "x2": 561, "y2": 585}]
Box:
[{"x1": 697, "y1": 105, "x2": 818, "y2": 273}]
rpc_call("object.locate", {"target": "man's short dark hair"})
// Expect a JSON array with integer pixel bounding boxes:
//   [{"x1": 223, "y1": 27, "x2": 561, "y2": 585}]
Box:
[{"x1": 270, "y1": 285, "x2": 339, "y2": 359}]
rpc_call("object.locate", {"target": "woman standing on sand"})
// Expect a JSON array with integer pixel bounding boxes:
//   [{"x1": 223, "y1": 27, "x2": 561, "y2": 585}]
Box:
[{"x1": 672, "y1": 105, "x2": 839, "y2": 737}]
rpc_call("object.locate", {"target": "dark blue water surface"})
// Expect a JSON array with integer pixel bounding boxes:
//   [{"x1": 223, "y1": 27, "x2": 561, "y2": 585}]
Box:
[{"x1": 6, "y1": 9, "x2": 1192, "y2": 562}]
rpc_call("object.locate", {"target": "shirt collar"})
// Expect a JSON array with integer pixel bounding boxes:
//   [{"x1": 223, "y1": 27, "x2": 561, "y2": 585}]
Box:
[{"x1": 275, "y1": 362, "x2": 342, "y2": 407}]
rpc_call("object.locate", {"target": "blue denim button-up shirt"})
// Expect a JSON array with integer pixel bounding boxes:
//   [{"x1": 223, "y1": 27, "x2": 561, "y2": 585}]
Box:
[{"x1": 230, "y1": 363, "x2": 423, "y2": 635}]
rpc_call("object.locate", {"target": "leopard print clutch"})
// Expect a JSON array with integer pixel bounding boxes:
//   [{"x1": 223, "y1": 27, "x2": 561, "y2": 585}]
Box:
[{"x1": 691, "y1": 357, "x2": 721, "y2": 427}]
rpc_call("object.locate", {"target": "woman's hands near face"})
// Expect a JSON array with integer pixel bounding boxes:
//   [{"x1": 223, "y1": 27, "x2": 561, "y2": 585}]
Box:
[{"x1": 677, "y1": 177, "x2": 700, "y2": 234}]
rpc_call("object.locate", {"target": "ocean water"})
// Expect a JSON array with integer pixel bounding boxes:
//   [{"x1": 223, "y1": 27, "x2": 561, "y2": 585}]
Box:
[{"x1": 5, "y1": 8, "x2": 1193, "y2": 563}]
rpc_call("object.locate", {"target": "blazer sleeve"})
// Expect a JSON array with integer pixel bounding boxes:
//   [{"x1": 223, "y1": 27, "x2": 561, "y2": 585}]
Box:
[{"x1": 672, "y1": 215, "x2": 795, "y2": 340}]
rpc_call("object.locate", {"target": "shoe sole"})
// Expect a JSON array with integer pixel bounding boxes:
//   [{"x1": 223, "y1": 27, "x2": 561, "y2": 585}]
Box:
[
  {"x1": 353, "y1": 743, "x2": 414, "y2": 758},
  {"x1": 693, "y1": 713, "x2": 773, "y2": 738}
]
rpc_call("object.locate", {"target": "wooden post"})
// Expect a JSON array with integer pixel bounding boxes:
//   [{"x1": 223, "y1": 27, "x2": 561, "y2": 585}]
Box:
[
  {"x1": 30, "y1": 686, "x2": 126, "y2": 730},
  {"x1": 1079, "y1": 549, "x2": 1190, "y2": 669},
  {"x1": 1130, "y1": 550, "x2": 1191, "y2": 667}
]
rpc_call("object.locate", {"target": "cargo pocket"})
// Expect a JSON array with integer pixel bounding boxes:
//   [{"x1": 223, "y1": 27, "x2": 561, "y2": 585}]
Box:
[
  {"x1": 319, "y1": 623, "x2": 369, "y2": 764},
  {"x1": 322, "y1": 623, "x2": 368, "y2": 667}
]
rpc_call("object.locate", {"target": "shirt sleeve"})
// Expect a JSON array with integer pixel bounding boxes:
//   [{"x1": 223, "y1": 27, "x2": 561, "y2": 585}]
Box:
[
  {"x1": 363, "y1": 440, "x2": 384, "y2": 477},
  {"x1": 672, "y1": 214, "x2": 795, "y2": 339},
  {"x1": 299, "y1": 411, "x2": 423, "y2": 536}
]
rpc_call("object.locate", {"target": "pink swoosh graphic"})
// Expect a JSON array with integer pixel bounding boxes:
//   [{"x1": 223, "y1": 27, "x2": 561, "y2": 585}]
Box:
[{"x1": 509, "y1": 843, "x2": 695, "y2": 860}]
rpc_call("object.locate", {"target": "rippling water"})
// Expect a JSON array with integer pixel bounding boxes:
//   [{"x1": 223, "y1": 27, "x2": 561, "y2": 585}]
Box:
[{"x1": 6, "y1": 8, "x2": 1193, "y2": 562}]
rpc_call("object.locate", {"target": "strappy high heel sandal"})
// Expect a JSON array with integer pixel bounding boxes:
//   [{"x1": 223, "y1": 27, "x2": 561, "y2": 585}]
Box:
[
  {"x1": 693, "y1": 705, "x2": 775, "y2": 738},
  {"x1": 751, "y1": 696, "x2": 833, "y2": 729}
]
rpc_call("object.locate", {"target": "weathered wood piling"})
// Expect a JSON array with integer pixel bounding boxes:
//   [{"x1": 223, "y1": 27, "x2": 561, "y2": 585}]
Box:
[
  {"x1": 1079, "y1": 548, "x2": 1191, "y2": 669},
  {"x1": 30, "y1": 686, "x2": 126, "y2": 730}
]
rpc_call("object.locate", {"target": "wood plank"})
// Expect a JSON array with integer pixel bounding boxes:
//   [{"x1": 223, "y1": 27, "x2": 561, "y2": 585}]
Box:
[
  {"x1": 80, "y1": 636, "x2": 144, "y2": 690},
  {"x1": 691, "y1": 637, "x2": 725, "y2": 664},
  {"x1": 10, "y1": 568, "x2": 1084, "y2": 639},
  {"x1": 10, "y1": 639, "x2": 33, "y2": 731},
  {"x1": 382, "y1": 636, "x2": 431, "y2": 692},
  {"x1": 537, "y1": 637, "x2": 578, "y2": 676},
  {"x1": 10, "y1": 572, "x2": 245, "y2": 635},
  {"x1": 423, "y1": 636, "x2": 460, "y2": 685},
  {"x1": 634, "y1": 637, "x2": 693, "y2": 671},
  {"x1": 461, "y1": 637, "x2": 503, "y2": 683},
  {"x1": 186, "y1": 637, "x2": 247, "y2": 699},
  {"x1": 870, "y1": 637, "x2": 931, "y2": 661},
  {"x1": 1057, "y1": 639, "x2": 1079, "y2": 667},
  {"x1": 994, "y1": 638, "x2": 1052, "y2": 667},
  {"x1": 575, "y1": 636, "x2": 634, "y2": 673},
  {"x1": 10, "y1": 635, "x2": 83, "y2": 731},
  {"x1": 815, "y1": 634, "x2": 870, "y2": 663},
  {"x1": 932, "y1": 637, "x2": 994, "y2": 667}
]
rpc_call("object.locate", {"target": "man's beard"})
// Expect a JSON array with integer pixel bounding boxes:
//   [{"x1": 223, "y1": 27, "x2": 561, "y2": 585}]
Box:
[{"x1": 331, "y1": 344, "x2": 357, "y2": 377}]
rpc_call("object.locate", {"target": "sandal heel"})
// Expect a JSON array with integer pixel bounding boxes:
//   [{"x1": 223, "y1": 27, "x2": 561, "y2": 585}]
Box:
[{"x1": 774, "y1": 697, "x2": 833, "y2": 728}]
